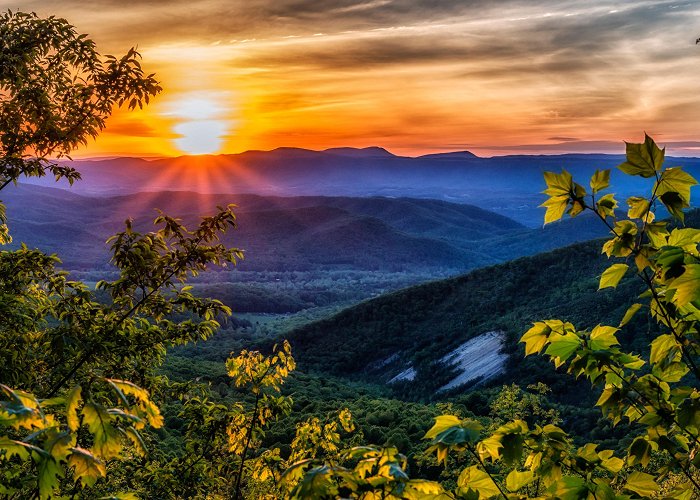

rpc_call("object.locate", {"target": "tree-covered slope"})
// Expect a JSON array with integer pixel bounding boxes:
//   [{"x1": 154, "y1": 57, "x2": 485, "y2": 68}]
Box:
[{"x1": 282, "y1": 237, "x2": 654, "y2": 398}]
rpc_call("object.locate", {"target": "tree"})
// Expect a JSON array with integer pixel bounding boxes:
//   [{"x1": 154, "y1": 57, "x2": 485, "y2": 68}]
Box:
[
  {"x1": 0, "y1": 11, "x2": 243, "y2": 498},
  {"x1": 0, "y1": 10, "x2": 161, "y2": 243}
]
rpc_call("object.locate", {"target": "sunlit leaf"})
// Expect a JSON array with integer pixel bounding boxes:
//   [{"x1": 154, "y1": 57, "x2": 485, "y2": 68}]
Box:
[
  {"x1": 599, "y1": 263, "x2": 628, "y2": 289},
  {"x1": 590, "y1": 169, "x2": 610, "y2": 193},
  {"x1": 624, "y1": 471, "x2": 659, "y2": 497},
  {"x1": 618, "y1": 134, "x2": 664, "y2": 178}
]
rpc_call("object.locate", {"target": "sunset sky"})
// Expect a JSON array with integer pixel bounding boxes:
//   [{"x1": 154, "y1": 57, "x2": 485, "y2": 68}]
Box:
[{"x1": 7, "y1": 0, "x2": 700, "y2": 157}]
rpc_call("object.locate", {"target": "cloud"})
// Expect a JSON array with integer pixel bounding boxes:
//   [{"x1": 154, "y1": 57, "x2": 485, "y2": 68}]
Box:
[
  {"x1": 103, "y1": 119, "x2": 164, "y2": 137},
  {"x1": 5, "y1": 0, "x2": 700, "y2": 156}
]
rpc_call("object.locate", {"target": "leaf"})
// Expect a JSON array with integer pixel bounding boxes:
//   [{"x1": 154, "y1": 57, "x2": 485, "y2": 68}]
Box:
[
  {"x1": 628, "y1": 437, "x2": 652, "y2": 467},
  {"x1": 626, "y1": 196, "x2": 649, "y2": 220},
  {"x1": 293, "y1": 465, "x2": 337, "y2": 498},
  {"x1": 600, "y1": 456, "x2": 624, "y2": 474},
  {"x1": 624, "y1": 471, "x2": 659, "y2": 497},
  {"x1": 404, "y1": 479, "x2": 445, "y2": 496},
  {"x1": 66, "y1": 386, "x2": 82, "y2": 432},
  {"x1": 81, "y1": 403, "x2": 122, "y2": 459},
  {"x1": 99, "y1": 493, "x2": 142, "y2": 500},
  {"x1": 544, "y1": 332, "x2": 581, "y2": 367},
  {"x1": 476, "y1": 437, "x2": 502, "y2": 462},
  {"x1": 650, "y1": 334, "x2": 680, "y2": 365},
  {"x1": 619, "y1": 303, "x2": 642, "y2": 327},
  {"x1": 599, "y1": 263, "x2": 628, "y2": 290},
  {"x1": 505, "y1": 469, "x2": 534, "y2": 492},
  {"x1": 68, "y1": 447, "x2": 106, "y2": 487},
  {"x1": 457, "y1": 466, "x2": 501, "y2": 498},
  {"x1": 676, "y1": 397, "x2": 700, "y2": 430},
  {"x1": 423, "y1": 416, "x2": 482, "y2": 446},
  {"x1": 596, "y1": 193, "x2": 618, "y2": 218},
  {"x1": 543, "y1": 170, "x2": 574, "y2": 197},
  {"x1": 0, "y1": 436, "x2": 43, "y2": 460},
  {"x1": 618, "y1": 134, "x2": 664, "y2": 178},
  {"x1": 541, "y1": 170, "x2": 583, "y2": 224},
  {"x1": 521, "y1": 322, "x2": 550, "y2": 356},
  {"x1": 0, "y1": 384, "x2": 44, "y2": 430},
  {"x1": 589, "y1": 325, "x2": 619, "y2": 350},
  {"x1": 542, "y1": 196, "x2": 569, "y2": 225},
  {"x1": 590, "y1": 169, "x2": 610, "y2": 193},
  {"x1": 668, "y1": 264, "x2": 700, "y2": 307},
  {"x1": 550, "y1": 476, "x2": 588, "y2": 500},
  {"x1": 423, "y1": 415, "x2": 462, "y2": 440},
  {"x1": 37, "y1": 456, "x2": 62, "y2": 499},
  {"x1": 655, "y1": 167, "x2": 697, "y2": 206},
  {"x1": 667, "y1": 228, "x2": 700, "y2": 247}
]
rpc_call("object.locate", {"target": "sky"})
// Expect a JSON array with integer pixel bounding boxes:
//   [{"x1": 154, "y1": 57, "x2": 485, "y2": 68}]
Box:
[{"x1": 7, "y1": 0, "x2": 700, "y2": 157}]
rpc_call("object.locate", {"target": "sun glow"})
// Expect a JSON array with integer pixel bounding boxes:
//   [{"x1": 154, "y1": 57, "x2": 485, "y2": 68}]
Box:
[{"x1": 164, "y1": 92, "x2": 232, "y2": 155}]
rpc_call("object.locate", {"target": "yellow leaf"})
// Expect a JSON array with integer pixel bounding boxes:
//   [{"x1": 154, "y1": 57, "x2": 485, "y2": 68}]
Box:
[{"x1": 599, "y1": 263, "x2": 628, "y2": 289}]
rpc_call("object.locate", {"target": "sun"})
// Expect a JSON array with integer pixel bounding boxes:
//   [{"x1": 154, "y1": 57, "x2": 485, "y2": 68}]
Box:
[
  {"x1": 164, "y1": 92, "x2": 231, "y2": 155},
  {"x1": 174, "y1": 120, "x2": 227, "y2": 155}
]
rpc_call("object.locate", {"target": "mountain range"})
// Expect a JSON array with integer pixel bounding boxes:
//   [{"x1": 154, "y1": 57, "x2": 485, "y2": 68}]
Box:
[
  {"x1": 25, "y1": 147, "x2": 700, "y2": 226},
  {"x1": 4, "y1": 184, "x2": 609, "y2": 273}
]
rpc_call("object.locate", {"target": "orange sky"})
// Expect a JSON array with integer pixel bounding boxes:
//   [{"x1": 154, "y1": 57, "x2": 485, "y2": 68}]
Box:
[{"x1": 8, "y1": 1, "x2": 700, "y2": 157}]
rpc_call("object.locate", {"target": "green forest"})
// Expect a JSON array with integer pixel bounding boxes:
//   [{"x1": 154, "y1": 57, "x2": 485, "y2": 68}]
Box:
[{"x1": 1, "y1": 11, "x2": 699, "y2": 500}]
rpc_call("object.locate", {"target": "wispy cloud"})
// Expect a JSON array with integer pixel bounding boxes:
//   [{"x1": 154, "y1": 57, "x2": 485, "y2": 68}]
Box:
[{"x1": 8, "y1": 0, "x2": 700, "y2": 155}]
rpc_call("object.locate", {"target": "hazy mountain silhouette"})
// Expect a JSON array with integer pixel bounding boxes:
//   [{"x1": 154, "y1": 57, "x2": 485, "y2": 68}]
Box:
[{"x1": 26, "y1": 149, "x2": 700, "y2": 226}]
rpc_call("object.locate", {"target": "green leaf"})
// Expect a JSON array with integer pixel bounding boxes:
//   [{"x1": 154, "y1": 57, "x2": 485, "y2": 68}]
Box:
[
  {"x1": 626, "y1": 196, "x2": 650, "y2": 220},
  {"x1": 628, "y1": 437, "x2": 652, "y2": 467},
  {"x1": 0, "y1": 436, "x2": 42, "y2": 460},
  {"x1": 650, "y1": 334, "x2": 680, "y2": 365},
  {"x1": 590, "y1": 169, "x2": 610, "y2": 193},
  {"x1": 667, "y1": 227, "x2": 700, "y2": 247},
  {"x1": 618, "y1": 134, "x2": 664, "y2": 178},
  {"x1": 423, "y1": 416, "x2": 482, "y2": 445},
  {"x1": 423, "y1": 415, "x2": 462, "y2": 440},
  {"x1": 37, "y1": 456, "x2": 62, "y2": 499},
  {"x1": 81, "y1": 403, "x2": 122, "y2": 459},
  {"x1": 619, "y1": 303, "x2": 642, "y2": 327},
  {"x1": 624, "y1": 471, "x2": 659, "y2": 497},
  {"x1": 550, "y1": 476, "x2": 588, "y2": 500},
  {"x1": 655, "y1": 167, "x2": 697, "y2": 206},
  {"x1": 601, "y1": 456, "x2": 624, "y2": 474},
  {"x1": 404, "y1": 479, "x2": 445, "y2": 496},
  {"x1": 544, "y1": 331, "x2": 581, "y2": 367},
  {"x1": 505, "y1": 469, "x2": 534, "y2": 492},
  {"x1": 589, "y1": 325, "x2": 619, "y2": 350},
  {"x1": 676, "y1": 397, "x2": 700, "y2": 431},
  {"x1": 653, "y1": 362, "x2": 689, "y2": 383},
  {"x1": 457, "y1": 465, "x2": 501, "y2": 498},
  {"x1": 669, "y1": 264, "x2": 700, "y2": 307},
  {"x1": 293, "y1": 465, "x2": 337, "y2": 498},
  {"x1": 596, "y1": 193, "x2": 618, "y2": 218},
  {"x1": 655, "y1": 167, "x2": 697, "y2": 221},
  {"x1": 599, "y1": 263, "x2": 628, "y2": 290}
]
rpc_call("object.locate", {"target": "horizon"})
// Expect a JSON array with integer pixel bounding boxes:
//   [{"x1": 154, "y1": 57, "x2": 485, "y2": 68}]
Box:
[
  {"x1": 5, "y1": 1, "x2": 700, "y2": 158},
  {"x1": 66, "y1": 143, "x2": 700, "y2": 161}
]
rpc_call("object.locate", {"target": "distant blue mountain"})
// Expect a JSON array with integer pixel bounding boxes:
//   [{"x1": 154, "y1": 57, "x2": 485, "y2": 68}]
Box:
[{"x1": 24, "y1": 149, "x2": 700, "y2": 226}]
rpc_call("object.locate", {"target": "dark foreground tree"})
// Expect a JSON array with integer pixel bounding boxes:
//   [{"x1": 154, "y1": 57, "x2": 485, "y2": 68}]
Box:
[{"x1": 0, "y1": 11, "x2": 243, "y2": 498}]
